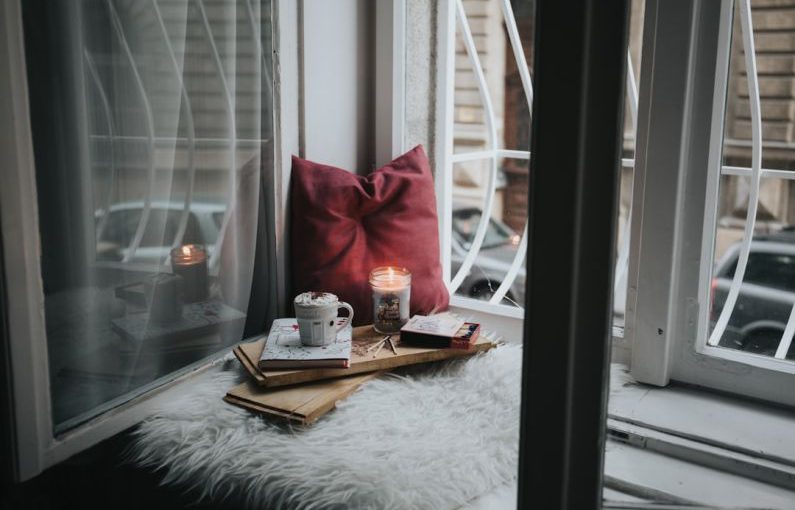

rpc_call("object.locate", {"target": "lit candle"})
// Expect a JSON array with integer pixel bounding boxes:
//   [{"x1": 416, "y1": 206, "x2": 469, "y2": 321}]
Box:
[
  {"x1": 170, "y1": 244, "x2": 208, "y2": 303},
  {"x1": 369, "y1": 266, "x2": 411, "y2": 334}
]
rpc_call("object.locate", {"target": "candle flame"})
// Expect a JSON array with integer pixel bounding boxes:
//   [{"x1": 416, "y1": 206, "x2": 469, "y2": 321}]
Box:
[
  {"x1": 387, "y1": 267, "x2": 395, "y2": 278},
  {"x1": 182, "y1": 245, "x2": 191, "y2": 256}
]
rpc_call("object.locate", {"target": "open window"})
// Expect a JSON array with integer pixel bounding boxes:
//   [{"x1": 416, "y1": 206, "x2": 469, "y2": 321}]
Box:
[
  {"x1": 628, "y1": 0, "x2": 795, "y2": 407},
  {"x1": 434, "y1": 0, "x2": 642, "y2": 343}
]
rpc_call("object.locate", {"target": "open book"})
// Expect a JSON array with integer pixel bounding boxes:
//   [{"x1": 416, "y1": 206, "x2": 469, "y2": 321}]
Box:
[{"x1": 259, "y1": 318, "x2": 351, "y2": 369}]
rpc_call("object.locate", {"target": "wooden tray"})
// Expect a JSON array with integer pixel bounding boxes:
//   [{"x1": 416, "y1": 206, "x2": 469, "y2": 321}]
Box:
[
  {"x1": 224, "y1": 372, "x2": 379, "y2": 425},
  {"x1": 233, "y1": 324, "x2": 494, "y2": 388}
]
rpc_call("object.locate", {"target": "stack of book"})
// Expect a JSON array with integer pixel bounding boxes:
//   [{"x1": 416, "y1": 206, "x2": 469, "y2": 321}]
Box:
[{"x1": 224, "y1": 314, "x2": 493, "y2": 425}]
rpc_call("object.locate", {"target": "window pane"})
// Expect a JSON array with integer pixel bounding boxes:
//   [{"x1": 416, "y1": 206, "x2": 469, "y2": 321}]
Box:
[
  {"x1": 22, "y1": 0, "x2": 274, "y2": 432},
  {"x1": 448, "y1": 0, "x2": 641, "y2": 324},
  {"x1": 449, "y1": 0, "x2": 532, "y2": 308},
  {"x1": 705, "y1": 0, "x2": 795, "y2": 363}
]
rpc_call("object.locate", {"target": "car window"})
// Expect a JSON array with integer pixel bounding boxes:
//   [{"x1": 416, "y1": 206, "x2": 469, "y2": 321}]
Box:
[
  {"x1": 99, "y1": 208, "x2": 204, "y2": 248},
  {"x1": 99, "y1": 209, "x2": 140, "y2": 247},
  {"x1": 724, "y1": 251, "x2": 795, "y2": 292},
  {"x1": 452, "y1": 209, "x2": 514, "y2": 250}
]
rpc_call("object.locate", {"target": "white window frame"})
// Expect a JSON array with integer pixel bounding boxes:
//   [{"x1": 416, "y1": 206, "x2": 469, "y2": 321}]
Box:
[
  {"x1": 0, "y1": 0, "x2": 300, "y2": 481},
  {"x1": 627, "y1": 0, "x2": 795, "y2": 407}
]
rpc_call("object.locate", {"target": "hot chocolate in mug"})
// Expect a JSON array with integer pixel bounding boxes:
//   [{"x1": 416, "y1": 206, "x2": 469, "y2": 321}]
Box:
[{"x1": 294, "y1": 292, "x2": 354, "y2": 346}]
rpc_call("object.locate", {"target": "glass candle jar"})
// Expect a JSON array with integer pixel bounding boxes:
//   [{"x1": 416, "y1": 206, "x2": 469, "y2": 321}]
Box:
[
  {"x1": 170, "y1": 244, "x2": 208, "y2": 303},
  {"x1": 369, "y1": 266, "x2": 411, "y2": 334}
]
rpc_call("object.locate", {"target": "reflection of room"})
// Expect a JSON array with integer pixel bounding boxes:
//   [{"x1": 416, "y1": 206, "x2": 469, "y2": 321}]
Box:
[{"x1": 26, "y1": 0, "x2": 273, "y2": 431}]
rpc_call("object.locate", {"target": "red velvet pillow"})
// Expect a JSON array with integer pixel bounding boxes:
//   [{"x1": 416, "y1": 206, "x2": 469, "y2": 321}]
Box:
[{"x1": 290, "y1": 145, "x2": 449, "y2": 325}]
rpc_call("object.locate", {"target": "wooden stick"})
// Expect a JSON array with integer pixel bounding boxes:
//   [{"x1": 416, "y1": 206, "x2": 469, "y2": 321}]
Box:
[
  {"x1": 387, "y1": 336, "x2": 398, "y2": 355},
  {"x1": 367, "y1": 335, "x2": 390, "y2": 352},
  {"x1": 373, "y1": 339, "x2": 385, "y2": 358}
]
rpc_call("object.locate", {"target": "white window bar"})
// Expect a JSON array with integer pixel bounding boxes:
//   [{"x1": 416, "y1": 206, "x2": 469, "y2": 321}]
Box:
[
  {"x1": 487, "y1": 0, "x2": 533, "y2": 305},
  {"x1": 84, "y1": 50, "x2": 117, "y2": 244},
  {"x1": 450, "y1": 148, "x2": 530, "y2": 163},
  {"x1": 106, "y1": 0, "x2": 158, "y2": 264},
  {"x1": 707, "y1": 0, "x2": 763, "y2": 347},
  {"x1": 613, "y1": 52, "x2": 640, "y2": 304},
  {"x1": 87, "y1": 135, "x2": 264, "y2": 148},
  {"x1": 149, "y1": 0, "x2": 198, "y2": 256},
  {"x1": 721, "y1": 165, "x2": 795, "y2": 181},
  {"x1": 194, "y1": 0, "x2": 238, "y2": 271},
  {"x1": 447, "y1": 0, "x2": 499, "y2": 295},
  {"x1": 775, "y1": 305, "x2": 795, "y2": 359}
]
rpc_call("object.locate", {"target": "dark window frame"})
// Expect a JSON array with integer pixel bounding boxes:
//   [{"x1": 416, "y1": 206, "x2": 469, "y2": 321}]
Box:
[{"x1": 518, "y1": 0, "x2": 630, "y2": 507}]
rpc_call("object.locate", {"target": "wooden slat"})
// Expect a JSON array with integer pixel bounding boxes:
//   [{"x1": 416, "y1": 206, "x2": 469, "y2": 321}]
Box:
[
  {"x1": 735, "y1": 76, "x2": 795, "y2": 97},
  {"x1": 740, "y1": 53, "x2": 795, "y2": 74},
  {"x1": 732, "y1": 119, "x2": 792, "y2": 140},
  {"x1": 753, "y1": 32, "x2": 795, "y2": 52},
  {"x1": 753, "y1": 9, "x2": 795, "y2": 30},
  {"x1": 223, "y1": 372, "x2": 379, "y2": 425},
  {"x1": 734, "y1": 97, "x2": 795, "y2": 119}
]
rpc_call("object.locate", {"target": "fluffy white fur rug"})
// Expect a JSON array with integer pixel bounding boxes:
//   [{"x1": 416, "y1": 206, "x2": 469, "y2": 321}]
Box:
[{"x1": 127, "y1": 340, "x2": 521, "y2": 509}]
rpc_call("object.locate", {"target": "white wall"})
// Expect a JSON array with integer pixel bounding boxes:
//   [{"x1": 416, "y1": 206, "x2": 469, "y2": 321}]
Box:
[{"x1": 302, "y1": 0, "x2": 374, "y2": 173}]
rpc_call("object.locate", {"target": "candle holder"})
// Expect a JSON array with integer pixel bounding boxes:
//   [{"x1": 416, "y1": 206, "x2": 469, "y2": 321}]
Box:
[
  {"x1": 143, "y1": 273, "x2": 182, "y2": 324},
  {"x1": 369, "y1": 266, "x2": 411, "y2": 334},
  {"x1": 170, "y1": 244, "x2": 209, "y2": 303}
]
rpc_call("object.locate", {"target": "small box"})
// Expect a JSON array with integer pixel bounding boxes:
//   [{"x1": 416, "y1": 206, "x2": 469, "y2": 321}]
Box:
[
  {"x1": 399, "y1": 315, "x2": 481, "y2": 350},
  {"x1": 450, "y1": 323, "x2": 482, "y2": 350}
]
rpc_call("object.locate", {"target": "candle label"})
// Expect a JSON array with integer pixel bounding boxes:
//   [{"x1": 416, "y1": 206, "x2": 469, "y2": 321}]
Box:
[{"x1": 376, "y1": 293, "x2": 402, "y2": 322}]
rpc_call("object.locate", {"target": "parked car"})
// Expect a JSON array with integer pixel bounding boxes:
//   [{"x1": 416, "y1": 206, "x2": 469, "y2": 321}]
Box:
[
  {"x1": 710, "y1": 228, "x2": 795, "y2": 358},
  {"x1": 94, "y1": 201, "x2": 225, "y2": 264},
  {"x1": 450, "y1": 205, "x2": 525, "y2": 305}
]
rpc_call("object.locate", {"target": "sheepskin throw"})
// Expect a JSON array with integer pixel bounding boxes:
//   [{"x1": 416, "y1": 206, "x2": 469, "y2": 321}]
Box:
[{"x1": 128, "y1": 341, "x2": 521, "y2": 509}]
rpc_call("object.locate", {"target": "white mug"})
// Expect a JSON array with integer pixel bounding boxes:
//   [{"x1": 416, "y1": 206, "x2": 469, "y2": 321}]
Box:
[{"x1": 294, "y1": 292, "x2": 354, "y2": 346}]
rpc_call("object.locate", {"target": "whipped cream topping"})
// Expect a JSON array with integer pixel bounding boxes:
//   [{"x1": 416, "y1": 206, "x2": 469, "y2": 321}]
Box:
[{"x1": 294, "y1": 291, "x2": 338, "y2": 307}]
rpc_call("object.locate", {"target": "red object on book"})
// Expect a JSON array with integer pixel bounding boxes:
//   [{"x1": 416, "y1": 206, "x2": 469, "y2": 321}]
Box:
[{"x1": 400, "y1": 322, "x2": 481, "y2": 350}]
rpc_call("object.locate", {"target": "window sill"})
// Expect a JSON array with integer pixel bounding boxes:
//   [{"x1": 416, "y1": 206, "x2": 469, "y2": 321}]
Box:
[
  {"x1": 47, "y1": 352, "x2": 230, "y2": 468},
  {"x1": 607, "y1": 363, "x2": 795, "y2": 506}
]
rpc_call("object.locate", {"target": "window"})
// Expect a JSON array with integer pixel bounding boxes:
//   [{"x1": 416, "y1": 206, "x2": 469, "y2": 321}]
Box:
[
  {"x1": 0, "y1": 0, "x2": 291, "y2": 480},
  {"x1": 627, "y1": 0, "x2": 795, "y2": 407},
  {"x1": 436, "y1": 0, "x2": 533, "y2": 311},
  {"x1": 24, "y1": 0, "x2": 277, "y2": 433},
  {"x1": 437, "y1": 0, "x2": 642, "y2": 320}
]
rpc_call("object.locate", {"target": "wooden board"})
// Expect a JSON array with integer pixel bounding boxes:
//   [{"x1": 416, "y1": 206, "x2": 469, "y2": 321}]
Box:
[
  {"x1": 223, "y1": 372, "x2": 379, "y2": 425},
  {"x1": 233, "y1": 324, "x2": 494, "y2": 388}
]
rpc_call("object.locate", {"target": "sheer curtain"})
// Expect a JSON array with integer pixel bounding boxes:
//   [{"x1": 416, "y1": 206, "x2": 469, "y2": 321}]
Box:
[{"x1": 24, "y1": 0, "x2": 273, "y2": 432}]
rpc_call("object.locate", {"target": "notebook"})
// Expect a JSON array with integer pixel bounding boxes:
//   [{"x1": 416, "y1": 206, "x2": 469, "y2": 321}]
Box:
[
  {"x1": 258, "y1": 318, "x2": 352, "y2": 369},
  {"x1": 400, "y1": 314, "x2": 464, "y2": 337}
]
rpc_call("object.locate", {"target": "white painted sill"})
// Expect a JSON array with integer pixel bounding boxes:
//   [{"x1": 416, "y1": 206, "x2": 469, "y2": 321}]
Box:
[{"x1": 608, "y1": 363, "x2": 795, "y2": 500}]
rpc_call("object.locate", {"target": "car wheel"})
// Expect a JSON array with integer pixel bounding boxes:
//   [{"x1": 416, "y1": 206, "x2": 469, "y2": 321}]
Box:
[
  {"x1": 740, "y1": 329, "x2": 783, "y2": 357},
  {"x1": 469, "y1": 281, "x2": 515, "y2": 303},
  {"x1": 469, "y1": 280, "x2": 496, "y2": 300}
]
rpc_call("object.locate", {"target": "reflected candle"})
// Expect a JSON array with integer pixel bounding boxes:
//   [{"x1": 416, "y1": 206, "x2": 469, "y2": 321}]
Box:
[
  {"x1": 170, "y1": 244, "x2": 208, "y2": 303},
  {"x1": 369, "y1": 266, "x2": 411, "y2": 334}
]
